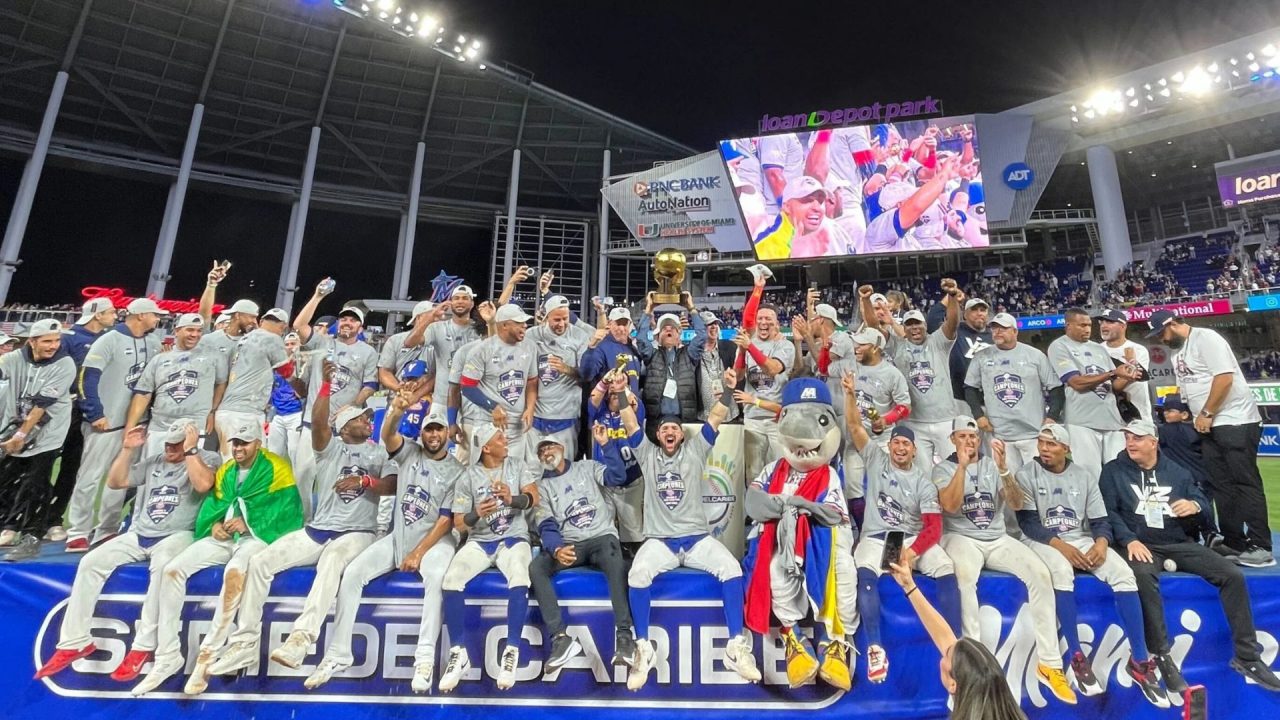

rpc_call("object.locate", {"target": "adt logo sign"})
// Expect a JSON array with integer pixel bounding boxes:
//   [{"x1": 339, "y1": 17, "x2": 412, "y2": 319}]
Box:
[{"x1": 1003, "y1": 162, "x2": 1034, "y2": 191}]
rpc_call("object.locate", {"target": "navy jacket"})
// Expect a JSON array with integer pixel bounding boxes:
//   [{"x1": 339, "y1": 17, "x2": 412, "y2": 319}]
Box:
[{"x1": 1099, "y1": 451, "x2": 1209, "y2": 547}]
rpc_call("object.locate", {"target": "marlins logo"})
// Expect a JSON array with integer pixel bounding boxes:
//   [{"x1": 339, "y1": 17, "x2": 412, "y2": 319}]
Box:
[
  {"x1": 656, "y1": 470, "x2": 686, "y2": 510},
  {"x1": 876, "y1": 491, "x2": 906, "y2": 526},
  {"x1": 564, "y1": 496, "x2": 598, "y2": 530},
  {"x1": 400, "y1": 483, "x2": 433, "y2": 525},
  {"x1": 337, "y1": 464, "x2": 367, "y2": 503},
  {"x1": 146, "y1": 484, "x2": 181, "y2": 523},
  {"x1": 497, "y1": 369, "x2": 525, "y2": 405},
  {"x1": 909, "y1": 360, "x2": 935, "y2": 394},
  {"x1": 961, "y1": 490, "x2": 997, "y2": 529},
  {"x1": 160, "y1": 368, "x2": 200, "y2": 403},
  {"x1": 1043, "y1": 504, "x2": 1080, "y2": 534},
  {"x1": 993, "y1": 372, "x2": 1025, "y2": 408}
]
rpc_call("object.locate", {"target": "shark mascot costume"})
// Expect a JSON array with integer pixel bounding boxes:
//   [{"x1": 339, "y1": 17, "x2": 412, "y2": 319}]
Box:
[{"x1": 744, "y1": 378, "x2": 859, "y2": 690}]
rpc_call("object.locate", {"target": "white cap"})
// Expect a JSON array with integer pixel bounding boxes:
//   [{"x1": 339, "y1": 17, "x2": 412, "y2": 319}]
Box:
[
  {"x1": 608, "y1": 307, "x2": 632, "y2": 323},
  {"x1": 543, "y1": 295, "x2": 571, "y2": 313},
  {"x1": 782, "y1": 175, "x2": 826, "y2": 203},
  {"x1": 76, "y1": 298, "x2": 115, "y2": 325},
  {"x1": 1124, "y1": 419, "x2": 1158, "y2": 438},
  {"x1": 964, "y1": 298, "x2": 989, "y2": 311},
  {"x1": 410, "y1": 300, "x2": 435, "y2": 319},
  {"x1": 452, "y1": 284, "x2": 476, "y2": 298},
  {"x1": 471, "y1": 424, "x2": 502, "y2": 453},
  {"x1": 227, "y1": 422, "x2": 261, "y2": 443},
  {"x1": 173, "y1": 313, "x2": 203, "y2": 330},
  {"x1": 989, "y1": 312, "x2": 1017, "y2": 328},
  {"x1": 850, "y1": 327, "x2": 885, "y2": 348},
  {"x1": 422, "y1": 405, "x2": 448, "y2": 429},
  {"x1": 331, "y1": 405, "x2": 373, "y2": 431},
  {"x1": 814, "y1": 304, "x2": 839, "y2": 324},
  {"x1": 656, "y1": 313, "x2": 682, "y2": 331},
  {"x1": 28, "y1": 318, "x2": 70, "y2": 338},
  {"x1": 214, "y1": 312, "x2": 230, "y2": 326},
  {"x1": 878, "y1": 181, "x2": 916, "y2": 210},
  {"x1": 699, "y1": 311, "x2": 719, "y2": 326},
  {"x1": 952, "y1": 415, "x2": 978, "y2": 433},
  {"x1": 338, "y1": 306, "x2": 365, "y2": 324},
  {"x1": 163, "y1": 421, "x2": 196, "y2": 445},
  {"x1": 495, "y1": 304, "x2": 533, "y2": 324},
  {"x1": 261, "y1": 307, "x2": 289, "y2": 324},
  {"x1": 869, "y1": 293, "x2": 888, "y2": 305},
  {"x1": 902, "y1": 309, "x2": 926, "y2": 324},
  {"x1": 227, "y1": 299, "x2": 259, "y2": 316},
  {"x1": 126, "y1": 298, "x2": 170, "y2": 316}
]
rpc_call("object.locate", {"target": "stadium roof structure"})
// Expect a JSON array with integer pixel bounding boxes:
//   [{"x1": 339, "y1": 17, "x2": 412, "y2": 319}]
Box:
[{"x1": 0, "y1": 0, "x2": 696, "y2": 228}]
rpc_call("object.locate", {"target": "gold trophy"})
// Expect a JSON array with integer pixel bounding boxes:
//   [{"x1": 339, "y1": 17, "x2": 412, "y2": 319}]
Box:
[{"x1": 653, "y1": 247, "x2": 687, "y2": 312}]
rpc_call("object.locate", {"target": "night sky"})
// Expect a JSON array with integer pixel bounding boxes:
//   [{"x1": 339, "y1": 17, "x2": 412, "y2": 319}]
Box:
[{"x1": 2, "y1": 0, "x2": 1279, "y2": 309}]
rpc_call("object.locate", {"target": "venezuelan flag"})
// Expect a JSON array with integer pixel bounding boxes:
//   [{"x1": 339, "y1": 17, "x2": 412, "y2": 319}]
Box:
[{"x1": 753, "y1": 212, "x2": 794, "y2": 261}]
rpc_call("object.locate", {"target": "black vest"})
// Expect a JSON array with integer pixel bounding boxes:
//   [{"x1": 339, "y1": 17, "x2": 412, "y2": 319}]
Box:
[{"x1": 642, "y1": 345, "x2": 698, "y2": 426}]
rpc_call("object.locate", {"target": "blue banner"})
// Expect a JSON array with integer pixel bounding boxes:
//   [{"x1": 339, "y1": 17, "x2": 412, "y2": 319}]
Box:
[
  {"x1": 1260, "y1": 424, "x2": 1280, "y2": 457},
  {"x1": 1247, "y1": 293, "x2": 1280, "y2": 312},
  {"x1": 1017, "y1": 314, "x2": 1066, "y2": 331},
  {"x1": 4, "y1": 559, "x2": 1280, "y2": 719}
]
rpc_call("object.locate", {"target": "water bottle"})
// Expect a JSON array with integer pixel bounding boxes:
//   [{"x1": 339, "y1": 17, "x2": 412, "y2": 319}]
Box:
[{"x1": 318, "y1": 278, "x2": 336, "y2": 296}]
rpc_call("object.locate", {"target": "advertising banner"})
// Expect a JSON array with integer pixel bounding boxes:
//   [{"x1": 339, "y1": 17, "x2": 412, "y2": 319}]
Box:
[
  {"x1": 1118, "y1": 299, "x2": 1233, "y2": 322},
  {"x1": 1247, "y1": 292, "x2": 1280, "y2": 312},
  {"x1": 601, "y1": 151, "x2": 750, "y2": 252},
  {"x1": 1215, "y1": 148, "x2": 1280, "y2": 207},
  {"x1": 1259, "y1": 424, "x2": 1280, "y2": 457},
  {"x1": 1016, "y1": 314, "x2": 1065, "y2": 331},
  {"x1": 691, "y1": 423, "x2": 744, "y2": 557}
]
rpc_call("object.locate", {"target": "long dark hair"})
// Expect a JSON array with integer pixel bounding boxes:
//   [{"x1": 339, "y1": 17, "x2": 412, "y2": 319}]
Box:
[{"x1": 949, "y1": 638, "x2": 1026, "y2": 720}]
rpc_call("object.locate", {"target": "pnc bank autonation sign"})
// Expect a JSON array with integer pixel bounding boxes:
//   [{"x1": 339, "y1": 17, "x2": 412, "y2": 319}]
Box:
[{"x1": 758, "y1": 96, "x2": 943, "y2": 133}]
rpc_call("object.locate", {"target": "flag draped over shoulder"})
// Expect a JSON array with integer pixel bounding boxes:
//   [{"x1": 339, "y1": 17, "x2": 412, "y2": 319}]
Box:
[{"x1": 194, "y1": 450, "x2": 303, "y2": 544}]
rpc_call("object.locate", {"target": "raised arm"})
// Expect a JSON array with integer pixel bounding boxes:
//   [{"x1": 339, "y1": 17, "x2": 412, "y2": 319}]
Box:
[
  {"x1": 311, "y1": 359, "x2": 336, "y2": 451},
  {"x1": 292, "y1": 278, "x2": 332, "y2": 344},
  {"x1": 841, "y1": 371, "x2": 871, "y2": 452}
]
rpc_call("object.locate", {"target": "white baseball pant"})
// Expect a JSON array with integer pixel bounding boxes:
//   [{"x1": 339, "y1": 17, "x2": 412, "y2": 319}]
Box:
[
  {"x1": 66, "y1": 424, "x2": 125, "y2": 544},
  {"x1": 441, "y1": 541, "x2": 532, "y2": 591},
  {"x1": 214, "y1": 409, "x2": 265, "y2": 462},
  {"x1": 940, "y1": 533, "x2": 1061, "y2": 667},
  {"x1": 154, "y1": 535, "x2": 269, "y2": 664},
  {"x1": 744, "y1": 417, "x2": 783, "y2": 485},
  {"x1": 1023, "y1": 536, "x2": 1138, "y2": 592},
  {"x1": 605, "y1": 482, "x2": 645, "y2": 544},
  {"x1": 227, "y1": 529, "x2": 375, "y2": 647},
  {"x1": 267, "y1": 411, "x2": 303, "y2": 464},
  {"x1": 833, "y1": 524, "x2": 860, "y2": 634},
  {"x1": 627, "y1": 536, "x2": 742, "y2": 589},
  {"x1": 292, "y1": 429, "x2": 318, "y2": 521},
  {"x1": 854, "y1": 535, "x2": 955, "y2": 578},
  {"x1": 324, "y1": 533, "x2": 456, "y2": 666},
  {"x1": 55, "y1": 531, "x2": 193, "y2": 651},
  {"x1": 1000, "y1": 437, "x2": 1041, "y2": 473},
  {"x1": 905, "y1": 418, "x2": 954, "y2": 471},
  {"x1": 1064, "y1": 426, "x2": 1125, "y2": 483}
]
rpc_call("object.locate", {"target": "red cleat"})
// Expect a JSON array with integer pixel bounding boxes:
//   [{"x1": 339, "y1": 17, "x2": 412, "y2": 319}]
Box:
[
  {"x1": 110, "y1": 649, "x2": 152, "y2": 682},
  {"x1": 34, "y1": 644, "x2": 96, "y2": 679},
  {"x1": 64, "y1": 538, "x2": 89, "y2": 553}
]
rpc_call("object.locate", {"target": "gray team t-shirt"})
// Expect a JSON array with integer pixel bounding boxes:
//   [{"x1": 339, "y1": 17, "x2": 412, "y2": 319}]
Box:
[
  {"x1": 378, "y1": 330, "x2": 433, "y2": 384},
  {"x1": 965, "y1": 343, "x2": 1060, "y2": 441},
  {"x1": 309, "y1": 438, "x2": 387, "y2": 533},
  {"x1": 635, "y1": 426, "x2": 715, "y2": 538},
  {"x1": 219, "y1": 329, "x2": 289, "y2": 415},
  {"x1": 859, "y1": 440, "x2": 940, "y2": 538},
  {"x1": 460, "y1": 337, "x2": 538, "y2": 431},
  {"x1": 0, "y1": 349, "x2": 76, "y2": 456},
  {"x1": 744, "y1": 335, "x2": 795, "y2": 421},
  {"x1": 852, "y1": 359, "x2": 911, "y2": 432},
  {"x1": 527, "y1": 324, "x2": 589, "y2": 421},
  {"x1": 425, "y1": 319, "x2": 482, "y2": 384},
  {"x1": 1015, "y1": 459, "x2": 1106, "y2": 544},
  {"x1": 128, "y1": 449, "x2": 221, "y2": 538},
  {"x1": 388, "y1": 441, "x2": 464, "y2": 561},
  {"x1": 302, "y1": 335, "x2": 379, "y2": 419},
  {"x1": 449, "y1": 339, "x2": 482, "y2": 386},
  {"x1": 196, "y1": 329, "x2": 242, "y2": 363},
  {"x1": 83, "y1": 328, "x2": 164, "y2": 427},
  {"x1": 535, "y1": 459, "x2": 618, "y2": 545},
  {"x1": 889, "y1": 330, "x2": 956, "y2": 423},
  {"x1": 931, "y1": 455, "x2": 1007, "y2": 541},
  {"x1": 452, "y1": 457, "x2": 536, "y2": 543},
  {"x1": 134, "y1": 347, "x2": 228, "y2": 429},
  {"x1": 1048, "y1": 337, "x2": 1125, "y2": 431}
]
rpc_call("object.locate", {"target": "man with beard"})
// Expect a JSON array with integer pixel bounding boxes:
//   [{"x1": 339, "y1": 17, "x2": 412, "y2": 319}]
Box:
[
  {"x1": 424, "y1": 284, "x2": 483, "y2": 391},
  {"x1": 460, "y1": 304, "x2": 538, "y2": 453},
  {"x1": 948, "y1": 297, "x2": 993, "y2": 404},
  {"x1": 126, "y1": 313, "x2": 227, "y2": 456},
  {"x1": 213, "y1": 307, "x2": 292, "y2": 460},
  {"x1": 843, "y1": 326, "x2": 911, "y2": 522},
  {"x1": 736, "y1": 300, "x2": 795, "y2": 483},
  {"x1": 526, "y1": 292, "x2": 593, "y2": 460},
  {"x1": 886, "y1": 279, "x2": 962, "y2": 468},
  {"x1": 378, "y1": 299, "x2": 442, "y2": 394},
  {"x1": 197, "y1": 298, "x2": 259, "y2": 362},
  {"x1": 1098, "y1": 309, "x2": 1152, "y2": 421}
]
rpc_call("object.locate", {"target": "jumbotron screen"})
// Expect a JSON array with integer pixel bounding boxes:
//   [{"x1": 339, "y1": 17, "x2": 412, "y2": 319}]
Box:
[{"x1": 720, "y1": 115, "x2": 987, "y2": 261}]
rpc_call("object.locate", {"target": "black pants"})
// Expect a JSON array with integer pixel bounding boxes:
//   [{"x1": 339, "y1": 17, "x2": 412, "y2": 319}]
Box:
[
  {"x1": 43, "y1": 406, "x2": 83, "y2": 529},
  {"x1": 1201, "y1": 422, "x2": 1271, "y2": 551},
  {"x1": 0, "y1": 450, "x2": 60, "y2": 534},
  {"x1": 1128, "y1": 541, "x2": 1261, "y2": 662},
  {"x1": 529, "y1": 534, "x2": 632, "y2": 636}
]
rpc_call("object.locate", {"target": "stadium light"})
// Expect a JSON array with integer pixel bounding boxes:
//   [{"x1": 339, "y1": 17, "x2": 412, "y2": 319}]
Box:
[
  {"x1": 332, "y1": 0, "x2": 369, "y2": 17},
  {"x1": 324, "y1": 2, "x2": 487, "y2": 70},
  {"x1": 1263, "y1": 43, "x2": 1277, "y2": 57},
  {"x1": 1179, "y1": 66, "x2": 1212, "y2": 96}
]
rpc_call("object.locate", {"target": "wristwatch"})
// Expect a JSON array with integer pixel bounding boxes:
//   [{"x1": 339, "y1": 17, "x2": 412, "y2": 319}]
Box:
[
  {"x1": 184, "y1": 447, "x2": 200, "y2": 456},
  {"x1": 1199, "y1": 410, "x2": 1215, "y2": 419}
]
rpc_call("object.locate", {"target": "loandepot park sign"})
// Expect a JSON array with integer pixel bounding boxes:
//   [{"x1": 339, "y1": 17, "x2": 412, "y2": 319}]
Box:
[{"x1": 758, "y1": 96, "x2": 943, "y2": 133}]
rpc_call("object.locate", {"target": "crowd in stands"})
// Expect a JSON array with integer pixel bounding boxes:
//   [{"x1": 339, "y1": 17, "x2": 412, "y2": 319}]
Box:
[
  {"x1": 1094, "y1": 263, "x2": 1185, "y2": 307},
  {"x1": 1240, "y1": 350, "x2": 1280, "y2": 380}
]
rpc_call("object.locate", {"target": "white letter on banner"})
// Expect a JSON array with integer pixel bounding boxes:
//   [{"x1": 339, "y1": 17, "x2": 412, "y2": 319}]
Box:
[
  {"x1": 484, "y1": 625, "x2": 543, "y2": 683},
  {"x1": 700, "y1": 625, "x2": 747, "y2": 685},
  {"x1": 77, "y1": 617, "x2": 129, "y2": 673},
  {"x1": 380, "y1": 622, "x2": 418, "y2": 680}
]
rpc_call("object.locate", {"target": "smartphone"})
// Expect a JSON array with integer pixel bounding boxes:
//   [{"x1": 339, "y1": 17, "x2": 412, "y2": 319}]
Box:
[
  {"x1": 809, "y1": 281, "x2": 818, "y2": 290},
  {"x1": 881, "y1": 530, "x2": 905, "y2": 571},
  {"x1": 1183, "y1": 685, "x2": 1206, "y2": 720}
]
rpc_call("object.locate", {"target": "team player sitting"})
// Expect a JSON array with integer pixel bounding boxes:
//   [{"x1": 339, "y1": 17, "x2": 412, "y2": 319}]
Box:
[
  {"x1": 303, "y1": 393, "x2": 466, "y2": 693},
  {"x1": 841, "y1": 370, "x2": 960, "y2": 685},
  {"x1": 208, "y1": 361, "x2": 389, "y2": 677},
  {"x1": 529, "y1": 425, "x2": 636, "y2": 673},
  {"x1": 437, "y1": 424, "x2": 539, "y2": 693},
  {"x1": 35, "y1": 423, "x2": 220, "y2": 689},
  {"x1": 743, "y1": 378, "x2": 856, "y2": 691},
  {"x1": 617, "y1": 367, "x2": 762, "y2": 690},
  {"x1": 931, "y1": 416, "x2": 1076, "y2": 704},
  {"x1": 1014, "y1": 423, "x2": 1168, "y2": 707}
]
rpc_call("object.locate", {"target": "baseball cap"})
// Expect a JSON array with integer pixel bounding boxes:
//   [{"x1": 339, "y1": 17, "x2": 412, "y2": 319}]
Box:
[
  {"x1": 401, "y1": 359, "x2": 429, "y2": 380},
  {"x1": 227, "y1": 423, "x2": 261, "y2": 443},
  {"x1": 1124, "y1": 419, "x2": 1158, "y2": 438},
  {"x1": 656, "y1": 415, "x2": 684, "y2": 430},
  {"x1": 452, "y1": 284, "x2": 476, "y2": 299},
  {"x1": 878, "y1": 181, "x2": 916, "y2": 210},
  {"x1": 1098, "y1": 308, "x2": 1128, "y2": 324},
  {"x1": 261, "y1": 307, "x2": 289, "y2": 324},
  {"x1": 227, "y1": 299, "x2": 259, "y2": 316},
  {"x1": 214, "y1": 312, "x2": 230, "y2": 326},
  {"x1": 781, "y1": 175, "x2": 825, "y2": 203},
  {"x1": 1145, "y1": 309, "x2": 1178, "y2": 338},
  {"x1": 781, "y1": 378, "x2": 832, "y2": 406},
  {"x1": 126, "y1": 298, "x2": 170, "y2": 316},
  {"x1": 543, "y1": 295, "x2": 571, "y2": 313},
  {"x1": 536, "y1": 437, "x2": 565, "y2": 451},
  {"x1": 471, "y1": 424, "x2": 501, "y2": 452},
  {"x1": 1037, "y1": 423, "x2": 1071, "y2": 447},
  {"x1": 163, "y1": 421, "x2": 195, "y2": 445},
  {"x1": 331, "y1": 405, "x2": 373, "y2": 431},
  {"x1": 76, "y1": 298, "x2": 115, "y2": 325},
  {"x1": 902, "y1": 309, "x2": 926, "y2": 325},
  {"x1": 173, "y1": 313, "x2": 203, "y2": 330},
  {"x1": 422, "y1": 405, "x2": 448, "y2": 429},
  {"x1": 699, "y1": 311, "x2": 719, "y2": 326},
  {"x1": 814, "y1": 304, "x2": 839, "y2": 324},
  {"x1": 869, "y1": 293, "x2": 888, "y2": 306},
  {"x1": 989, "y1": 312, "x2": 1017, "y2": 328},
  {"x1": 656, "y1": 313, "x2": 681, "y2": 331},
  {"x1": 952, "y1": 415, "x2": 979, "y2": 433},
  {"x1": 1162, "y1": 396, "x2": 1189, "y2": 413},
  {"x1": 338, "y1": 306, "x2": 365, "y2": 324},
  {"x1": 314, "y1": 315, "x2": 337, "y2": 328},
  {"x1": 410, "y1": 300, "x2": 435, "y2": 319},
  {"x1": 609, "y1": 307, "x2": 632, "y2": 323},
  {"x1": 494, "y1": 304, "x2": 533, "y2": 324},
  {"x1": 0, "y1": 332, "x2": 12, "y2": 346},
  {"x1": 28, "y1": 318, "x2": 69, "y2": 338},
  {"x1": 890, "y1": 426, "x2": 916, "y2": 444},
  {"x1": 850, "y1": 327, "x2": 884, "y2": 348},
  {"x1": 964, "y1": 298, "x2": 989, "y2": 311}
]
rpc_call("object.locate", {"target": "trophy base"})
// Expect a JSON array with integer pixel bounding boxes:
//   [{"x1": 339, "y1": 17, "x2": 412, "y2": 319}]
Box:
[{"x1": 653, "y1": 303, "x2": 686, "y2": 315}]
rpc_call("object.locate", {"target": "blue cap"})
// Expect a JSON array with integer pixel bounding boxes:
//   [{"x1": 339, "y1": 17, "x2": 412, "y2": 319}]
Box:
[
  {"x1": 401, "y1": 360, "x2": 428, "y2": 380},
  {"x1": 780, "y1": 378, "x2": 832, "y2": 407},
  {"x1": 890, "y1": 425, "x2": 916, "y2": 444},
  {"x1": 1098, "y1": 308, "x2": 1128, "y2": 324},
  {"x1": 967, "y1": 181, "x2": 984, "y2": 206},
  {"x1": 1145, "y1": 309, "x2": 1178, "y2": 338},
  {"x1": 1161, "y1": 395, "x2": 1189, "y2": 413},
  {"x1": 873, "y1": 124, "x2": 893, "y2": 146}
]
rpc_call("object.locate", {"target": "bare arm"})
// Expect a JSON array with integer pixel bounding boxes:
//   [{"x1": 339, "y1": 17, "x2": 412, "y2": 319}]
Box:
[
  {"x1": 311, "y1": 361, "x2": 335, "y2": 452},
  {"x1": 105, "y1": 429, "x2": 140, "y2": 490},
  {"x1": 841, "y1": 372, "x2": 871, "y2": 452},
  {"x1": 940, "y1": 280, "x2": 962, "y2": 341},
  {"x1": 124, "y1": 392, "x2": 151, "y2": 432},
  {"x1": 292, "y1": 279, "x2": 330, "y2": 343}
]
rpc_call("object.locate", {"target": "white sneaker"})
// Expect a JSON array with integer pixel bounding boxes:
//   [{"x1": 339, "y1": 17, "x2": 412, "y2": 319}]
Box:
[
  {"x1": 183, "y1": 650, "x2": 213, "y2": 695},
  {"x1": 437, "y1": 646, "x2": 470, "y2": 693},
  {"x1": 410, "y1": 661, "x2": 434, "y2": 694},
  {"x1": 44, "y1": 526, "x2": 67, "y2": 542},
  {"x1": 746, "y1": 264, "x2": 773, "y2": 282},
  {"x1": 0, "y1": 530, "x2": 17, "y2": 547},
  {"x1": 270, "y1": 631, "x2": 311, "y2": 669},
  {"x1": 132, "y1": 654, "x2": 184, "y2": 696},
  {"x1": 303, "y1": 657, "x2": 348, "y2": 690},
  {"x1": 208, "y1": 641, "x2": 258, "y2": 675},
  {"x1": 496, "y1": 646, "x2": 520, "y2": 690},
  {"x1": 626, "y1": 639, "x2": 655, "y2": 691},
  {"x1": 724, "y1": 633, "x2": 761, "y2": 683}
]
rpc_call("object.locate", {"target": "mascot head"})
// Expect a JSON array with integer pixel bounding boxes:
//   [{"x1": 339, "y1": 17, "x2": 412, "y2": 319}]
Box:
[{"x1": 778, "y1": 378, "x2": 842, "y2": 472}]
